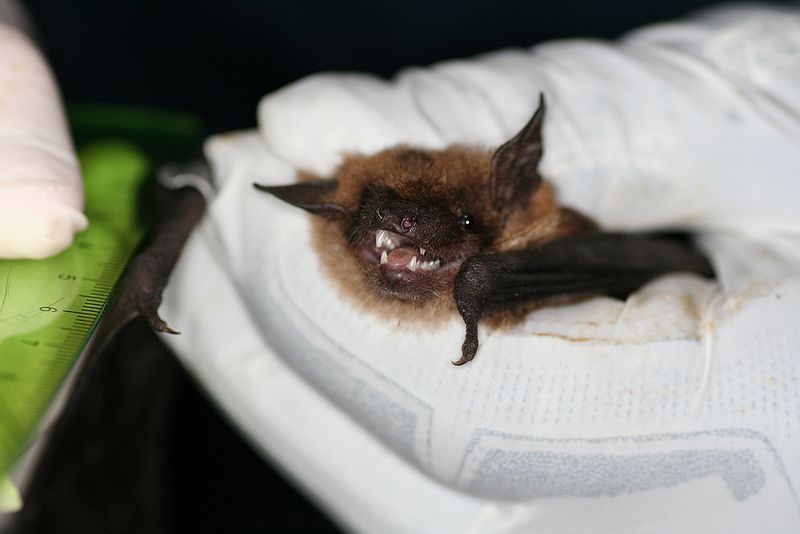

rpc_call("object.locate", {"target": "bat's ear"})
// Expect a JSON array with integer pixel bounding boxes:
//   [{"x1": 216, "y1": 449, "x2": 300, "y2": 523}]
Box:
[
  {"x1": 489, "y1": 93, "x2": 545, "y2": 212},
  {"x1": 253, "y1": 179, "x2": 348, "y2": 220}
]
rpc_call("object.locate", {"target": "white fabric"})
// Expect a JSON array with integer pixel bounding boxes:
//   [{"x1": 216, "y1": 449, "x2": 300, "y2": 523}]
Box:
[
  {"x1": 0, "y1": 23, "x2": 86, "y2": 259},
  {"x1": 162, "y1": 5, "x2": 800, "y2": 533}
]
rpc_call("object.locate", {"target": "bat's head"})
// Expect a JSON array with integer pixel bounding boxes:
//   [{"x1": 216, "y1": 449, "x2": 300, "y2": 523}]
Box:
[{"x1": 255, "y1": 95, "x2": 548, "y2": 303}]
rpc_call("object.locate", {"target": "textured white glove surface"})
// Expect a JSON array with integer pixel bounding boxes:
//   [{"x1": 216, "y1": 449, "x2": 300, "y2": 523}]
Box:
[
  {"x1": 0, "y1": 25, "x2": 86, "y2": 259},
  {"x1": 162, "y1": 5, "x2": 800, "y2": 533}
]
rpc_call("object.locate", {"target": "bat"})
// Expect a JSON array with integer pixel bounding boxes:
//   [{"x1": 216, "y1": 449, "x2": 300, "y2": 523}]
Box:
[{"x1": 254, "y1": 95, "x2": 714, "y2": 365}]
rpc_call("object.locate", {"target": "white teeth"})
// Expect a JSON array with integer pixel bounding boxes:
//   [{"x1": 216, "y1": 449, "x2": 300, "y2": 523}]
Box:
[
  {"x1": 420, "y1": 259, "x2": 441, "y2": 271},
  {"x1": 375, "y1": 230, "x2": 398, "y2": 251},
  {"x1": 374, "y1": 231, "x2": 439, "y2": 272}
]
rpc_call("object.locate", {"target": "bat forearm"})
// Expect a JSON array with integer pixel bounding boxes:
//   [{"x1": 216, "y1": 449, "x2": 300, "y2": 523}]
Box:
[
  {"x1": 452, "y1": 233, "x2": 714, "y2": 365},
  {"x1": 92, "y1": 180, "x2": 207, "y2": 353}
]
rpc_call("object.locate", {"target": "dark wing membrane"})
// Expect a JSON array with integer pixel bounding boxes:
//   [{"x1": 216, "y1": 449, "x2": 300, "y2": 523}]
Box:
[{"x1": 452, "y1": 233, "x2": 713, "y2": 365}]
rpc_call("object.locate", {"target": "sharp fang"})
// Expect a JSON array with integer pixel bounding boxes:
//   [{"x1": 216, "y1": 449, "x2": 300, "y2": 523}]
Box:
[
  {"x1": 380, "y1": 250, "x2": 388, "y2": 264},
  {"x1": 408, "y1": 256, "x2": 418, "y2": 271},
  {"x1": 375, "y1": 230, "x2": 386, "y2": 249},
  {"x1": 420, "y1": 248, "x2": 426, "y2": 256}
]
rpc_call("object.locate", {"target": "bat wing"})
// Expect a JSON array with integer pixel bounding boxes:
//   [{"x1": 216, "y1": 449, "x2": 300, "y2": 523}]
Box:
[{"x1": 452, "y1": 233, "x2": 714, "y2": 365}]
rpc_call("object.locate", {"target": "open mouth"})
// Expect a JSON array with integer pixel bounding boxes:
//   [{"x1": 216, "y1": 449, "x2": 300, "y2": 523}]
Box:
[
  {"x1": 374, "y1": 230, "x2": 442, "y2": 272},
  {"x1": 356, "y1": 229, "x2": 463, "y2": 296}
]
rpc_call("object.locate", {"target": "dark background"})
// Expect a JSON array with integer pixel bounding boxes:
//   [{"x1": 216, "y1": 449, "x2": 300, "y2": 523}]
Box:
[
  {"x1": 13, "y1": 1, "x2": 779, "y2": 533},
  {"x1": 22, "y1": 0, "x2": 749, "y2": 133}
]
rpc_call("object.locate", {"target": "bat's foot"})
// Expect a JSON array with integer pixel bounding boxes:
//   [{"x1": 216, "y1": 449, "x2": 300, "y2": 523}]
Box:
[
  {"x1": 112, "y1": 252, "x2": 182, "y2": 336},
  {"x1": 453, "y1": 255, "x2": 492, "y2": 366},
  {"x1": 450, "y1": 354, "x2": 472, "y2": 366},
  {"x1": 143, "y1": 307, "x2": 180, "y2": 335},
  {"x1": 451, "y1": 328, "x2": 479, "y2": 366},
  {"x1": 153, "y1": 322, "x2": 179, "y2": 335}
]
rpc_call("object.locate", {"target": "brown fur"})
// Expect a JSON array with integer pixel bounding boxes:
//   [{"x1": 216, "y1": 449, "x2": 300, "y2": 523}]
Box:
[{"x1": 307, "y1": 145, "x2": 594, "y2": 329}]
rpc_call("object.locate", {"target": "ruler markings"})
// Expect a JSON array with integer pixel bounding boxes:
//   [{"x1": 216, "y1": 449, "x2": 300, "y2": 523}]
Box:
[
  {"x1": 0, "y1": 124, "x2": 202, "y2": 481},
  {"x1": 62, "y1": 309, "x2": 93, "y2": 315}
]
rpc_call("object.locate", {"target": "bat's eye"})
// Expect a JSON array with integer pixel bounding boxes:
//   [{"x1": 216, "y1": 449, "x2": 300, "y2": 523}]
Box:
[
  {"x1": 376, "y1": 208, "x2": 386, "y2": 220},
  {"x1": 458, "y1": 213, "x2": 477, "y2": 232}
]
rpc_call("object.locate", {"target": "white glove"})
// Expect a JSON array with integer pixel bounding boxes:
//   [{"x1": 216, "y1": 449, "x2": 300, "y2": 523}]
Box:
[
  {"x1": 0, "y1": 22, "x2": 86, "y2": 259},
  {"x1": 162, "y1": 5, "x2": 800, "y2": 533}
]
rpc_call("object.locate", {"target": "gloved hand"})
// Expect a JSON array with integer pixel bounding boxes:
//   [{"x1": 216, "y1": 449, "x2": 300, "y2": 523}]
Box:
[
  {"x1": 0, "y1": 22, "x2": 86, "y2": 259},
  {"x1": 162, "y1": 5, "x2": 800, "y2": 533}
]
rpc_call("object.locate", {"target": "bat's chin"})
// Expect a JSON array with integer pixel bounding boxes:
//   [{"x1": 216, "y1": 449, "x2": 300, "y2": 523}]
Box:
[{"x1": 355, "y1": 229, "x2": 464, "y2": 301}]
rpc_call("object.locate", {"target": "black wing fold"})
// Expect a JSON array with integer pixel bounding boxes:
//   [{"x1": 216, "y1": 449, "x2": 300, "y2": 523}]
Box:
[{"x1": 451, "y1": 233, "x2": 713, "y2": 365}]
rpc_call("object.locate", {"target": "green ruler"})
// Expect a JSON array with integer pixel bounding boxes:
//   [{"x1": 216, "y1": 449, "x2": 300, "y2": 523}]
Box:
[{"x1": 0, "y1": 140, "x2": 152, "y2": 482}]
